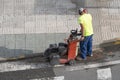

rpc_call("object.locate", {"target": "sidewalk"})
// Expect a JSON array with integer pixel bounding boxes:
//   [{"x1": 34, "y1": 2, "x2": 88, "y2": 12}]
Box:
[{"x1": 0, "y1": 38, "x2": 119, "y2": 62}]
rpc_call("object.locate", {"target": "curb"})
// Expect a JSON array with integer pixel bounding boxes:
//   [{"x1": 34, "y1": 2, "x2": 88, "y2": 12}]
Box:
[
  {"x1": 0, "y1": 53, "x2": 44, "y2": 62},
  {"x1": 100, "y1": 38, "x2": 120, "y2": 47},
  {"x1": 66, "y1": 59, "x2": 120, "y2": 71}
]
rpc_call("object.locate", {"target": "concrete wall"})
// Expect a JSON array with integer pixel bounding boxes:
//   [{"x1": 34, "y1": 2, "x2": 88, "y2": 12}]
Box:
[{"x1": 0, "y1": 0, "x2": 120, "y2": 58}]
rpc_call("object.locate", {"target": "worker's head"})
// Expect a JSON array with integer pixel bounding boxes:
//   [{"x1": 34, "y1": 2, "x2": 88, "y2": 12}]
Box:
[
  {"x1": 78, "y1": 8, "x2": 87, "y2": 15},
  {"x1": 79, "y1": 8, "x2": 84, "y2": 15}
]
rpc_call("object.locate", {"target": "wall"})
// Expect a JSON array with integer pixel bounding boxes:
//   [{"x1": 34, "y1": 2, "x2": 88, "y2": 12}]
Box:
[{"x1": 0, "y1": 0, "x2": 120, "y2": 58}]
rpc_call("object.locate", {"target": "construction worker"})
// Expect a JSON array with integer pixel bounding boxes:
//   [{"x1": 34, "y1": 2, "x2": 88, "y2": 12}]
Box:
[{"x1": 77, "y1": 8, "x2": 94, "y2": 60}]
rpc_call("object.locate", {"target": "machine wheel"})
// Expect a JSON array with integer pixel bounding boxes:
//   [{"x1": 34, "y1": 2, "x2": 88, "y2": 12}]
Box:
[
  {"x1": 68, "y1": 59, "x2": 76, "y2": 66},
  {"x1": 49, "y1": 53, "x2": 60, "y2": 66}
]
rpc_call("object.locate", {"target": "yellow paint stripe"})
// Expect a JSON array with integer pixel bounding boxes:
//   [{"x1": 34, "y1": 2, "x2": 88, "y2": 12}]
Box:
[{"x1": 114, "y1": 40, "x2": 120, "y2": 45}]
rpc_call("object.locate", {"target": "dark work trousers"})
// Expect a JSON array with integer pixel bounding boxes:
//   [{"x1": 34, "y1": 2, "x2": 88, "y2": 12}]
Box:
[{"x1": 80, "y1": 35, "x2": 93, "y2": 59}]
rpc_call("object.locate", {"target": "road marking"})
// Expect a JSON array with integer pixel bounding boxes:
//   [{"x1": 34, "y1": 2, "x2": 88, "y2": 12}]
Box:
[
  {"x1": 54, "y1": 76, "x2": 64, "y2": 80},
  {"x1": 30, "y1": 76, "x2": 64, "y2": 80},
  {"x1": 114, "y1": 40, "x2": 120, "y2": 45},
  {"x1": 97, "y1": 68, "x2": 112, "y2": 80},
  {"x1": 0, "y1": 62, "x2": 51, "y2": 72},
  {"x1": 66, "y1": 59, "x2": 120, "y2": 71}
]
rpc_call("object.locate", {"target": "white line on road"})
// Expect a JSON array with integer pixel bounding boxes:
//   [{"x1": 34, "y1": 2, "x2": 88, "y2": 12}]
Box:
[
  {"x1": 30, "y1": 76, "x2": 64, "y2": 80},
  {"x1": 0, "y1": 62, "x2": 51, "y2": 72},
  {"x1": 66, "y1": 59, "x2": 120, "y2": 71},
  {"x1": 54, "y1": 76, "x2": 64, "y2": 80},
  {"x1": 97, "y1": 68, "x2": 112, "y2": 80}
]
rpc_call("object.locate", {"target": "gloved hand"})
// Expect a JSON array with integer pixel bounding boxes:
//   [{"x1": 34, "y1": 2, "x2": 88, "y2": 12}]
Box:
[{"x1": 80, "y1": 36, "x2": 84, "y2": 41}]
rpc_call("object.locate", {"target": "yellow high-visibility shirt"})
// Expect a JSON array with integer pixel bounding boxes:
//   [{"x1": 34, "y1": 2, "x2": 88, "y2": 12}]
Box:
[{"x1": 78, "y1": 13, "x2": 93, "y2": 36}]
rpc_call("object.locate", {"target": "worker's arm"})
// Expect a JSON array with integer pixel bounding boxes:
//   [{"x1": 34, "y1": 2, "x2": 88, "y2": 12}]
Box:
[{"x1": 80, "y1": 24, "x2": 84, "y2": 41}]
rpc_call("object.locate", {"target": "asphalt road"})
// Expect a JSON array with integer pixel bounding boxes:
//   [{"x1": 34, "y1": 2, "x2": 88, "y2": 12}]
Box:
[{"x1": 0, "y1": 63, "x2": 120, "y2": 80}]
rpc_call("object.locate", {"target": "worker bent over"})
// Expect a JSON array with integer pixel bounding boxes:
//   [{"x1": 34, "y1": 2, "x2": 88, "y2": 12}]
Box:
[{"x1": 77, "y1": 8, "x2": 94, "y2": 60}]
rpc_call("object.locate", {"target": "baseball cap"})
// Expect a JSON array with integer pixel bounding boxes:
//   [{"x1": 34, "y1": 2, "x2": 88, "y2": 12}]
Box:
[{"x1": 79, "y1": 8, "x2": 84, "y2": 13}]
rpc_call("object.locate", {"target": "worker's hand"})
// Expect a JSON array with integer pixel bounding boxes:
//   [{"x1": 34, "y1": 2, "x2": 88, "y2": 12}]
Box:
[
  {"x1": 80, "y1": 36, "x2": 85, "y2": 41},
  {"x1": 64, "y1": 39, "x2": 68, "y2": 42}
]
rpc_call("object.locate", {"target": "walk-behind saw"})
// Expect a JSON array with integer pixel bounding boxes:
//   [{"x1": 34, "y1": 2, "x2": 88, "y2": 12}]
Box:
[{"x1": 44, "y1": 29, "x2": 81, "y2": 66}]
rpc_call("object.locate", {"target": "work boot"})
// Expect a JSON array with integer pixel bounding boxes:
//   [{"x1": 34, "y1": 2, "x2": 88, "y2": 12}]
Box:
[
  {"x1": 87, "y1": 54, "x2": 93, "y2": 57},
  {"x1": 90, "y1": 54, "x2": 93, "y2": 57}
]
